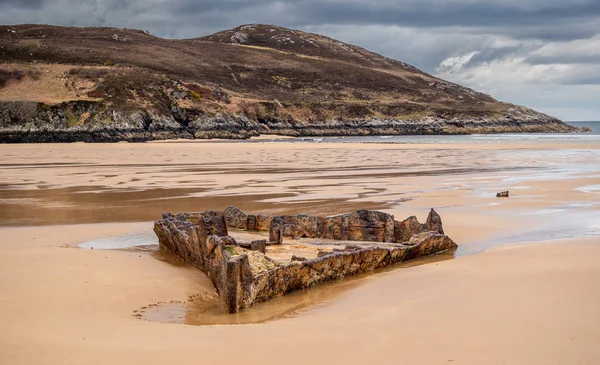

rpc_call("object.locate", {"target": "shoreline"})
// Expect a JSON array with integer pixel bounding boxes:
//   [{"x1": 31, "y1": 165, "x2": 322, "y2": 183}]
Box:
[
  {"x1": 1, "y1": 222, "x2": 598, "y2": 364},
  {"x1": 0, "y1": 113, "x2": 582, "y2": 143},
  {"x1": 1, "y1": 139, "x2": 599, "y2": 364},
  {"x1": 0, "y1": 127, "x2": 587, "y2": 144}
]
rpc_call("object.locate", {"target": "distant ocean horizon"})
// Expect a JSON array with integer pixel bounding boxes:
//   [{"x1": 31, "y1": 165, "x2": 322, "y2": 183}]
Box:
[{"x1": 567, "y1": 121, "x2": 600, "y2": 134}]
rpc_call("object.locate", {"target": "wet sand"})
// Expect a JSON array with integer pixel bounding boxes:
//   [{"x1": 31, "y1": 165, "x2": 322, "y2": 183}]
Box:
[{"x1": 0, "y1": 141, "x2": 599, "y2": 364}]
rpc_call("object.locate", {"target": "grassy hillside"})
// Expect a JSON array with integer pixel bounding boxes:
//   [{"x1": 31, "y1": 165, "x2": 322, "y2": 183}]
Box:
[{"x1": 0, "y1": 24, "x2": 576, "y2": 142}]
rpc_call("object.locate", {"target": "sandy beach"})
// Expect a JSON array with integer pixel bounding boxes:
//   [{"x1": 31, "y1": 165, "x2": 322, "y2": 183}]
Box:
[{"x1": 1, "y1": 139, "x2": 599, "y2": 364}]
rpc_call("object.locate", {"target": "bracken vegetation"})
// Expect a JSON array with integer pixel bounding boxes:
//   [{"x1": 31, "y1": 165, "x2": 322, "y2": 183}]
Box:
[
  {"x1": 0, "y1": 23, "x2": 508, "y2": 121},
  {"x1": 0, "y1": 23, "x2": 574, "y2": 141},
  {"x1": 0, "y1": 69, "x2": 41, "y2": 88},
  {"x1": 0, "y1": 69, "x2": 25, "y2": 88}
]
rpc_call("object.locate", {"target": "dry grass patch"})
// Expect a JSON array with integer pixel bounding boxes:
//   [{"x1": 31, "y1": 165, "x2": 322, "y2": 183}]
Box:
[{"x1": 0, "y1": 64, "x2": 99, "y2": 104}]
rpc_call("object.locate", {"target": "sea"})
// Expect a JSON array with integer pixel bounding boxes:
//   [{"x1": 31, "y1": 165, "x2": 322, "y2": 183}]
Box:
[{"x1": 251, "y1": 121, "x2": 600, "y2": 144}]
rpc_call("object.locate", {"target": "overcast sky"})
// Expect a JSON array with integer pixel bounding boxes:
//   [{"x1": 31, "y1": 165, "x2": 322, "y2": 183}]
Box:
[{"x1": 1, "y1": 0, "x2": 599, "y2": 121}]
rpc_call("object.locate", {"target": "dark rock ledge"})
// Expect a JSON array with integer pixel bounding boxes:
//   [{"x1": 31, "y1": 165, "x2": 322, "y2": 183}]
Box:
[{"x1": 0, "y1": 100, "x2": 580, "y2": 143}]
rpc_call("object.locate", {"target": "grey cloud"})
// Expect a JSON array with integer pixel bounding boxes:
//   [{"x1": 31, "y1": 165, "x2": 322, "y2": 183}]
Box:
[
  {"x1": 295, "y1": 1, "x2": 600, "y2": 29},
  {"x1": 482, "y1": 21, "x2": 600, "y2": 41},
  {"x1": 166, "y1": 0, "x2": 276, "y2": 14},
  {"x1": 466, "y1": 46, "x2": 536, "y2": 65},
  {"x1": 562, "y1": 74, "x2": 600, "y2": 86},
  {"x1": 3, "y1": 0, "x2": 600, "y2": 41},
  {"x1": 0, "y1": 0, "x2": 599, "y2": 118},
  {"x1": 528, "y1": 54, "x2": 600, "y2": 65},
  {"x1": 0, "y1": 0, "x2": 45, "y2": 9}
]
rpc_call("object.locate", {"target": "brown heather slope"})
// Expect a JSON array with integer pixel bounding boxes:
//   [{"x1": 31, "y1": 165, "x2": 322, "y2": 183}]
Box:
[{"x1": 0, "y1": 24, "x2": 577, "y2": 142}]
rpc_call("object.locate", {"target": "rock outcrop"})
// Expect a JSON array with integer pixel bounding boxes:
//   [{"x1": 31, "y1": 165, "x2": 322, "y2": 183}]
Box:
[
  {"x1": 0, "y1": 100, "x2": 578, "y2": 143},
  {"x1": 223, "y1": 206, "x2": 248, "y2": 229},
  {"x1": 154, "y1": 206, "x2": 457, "y2": 313}
]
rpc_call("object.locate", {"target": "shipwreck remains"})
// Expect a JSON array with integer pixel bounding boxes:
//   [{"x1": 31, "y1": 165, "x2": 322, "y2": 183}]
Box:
[{"x1": 154, "y1": 206, "x2": 457, "y2": 313}]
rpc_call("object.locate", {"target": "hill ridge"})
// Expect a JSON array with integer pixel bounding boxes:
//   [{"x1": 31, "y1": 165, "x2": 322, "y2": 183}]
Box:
[
  {"x1": 200, "y1": 23, "x2": 425, "y2": 73},
  {"x1": 0, "y1": 23, "x2": 578, "y2": 142}
]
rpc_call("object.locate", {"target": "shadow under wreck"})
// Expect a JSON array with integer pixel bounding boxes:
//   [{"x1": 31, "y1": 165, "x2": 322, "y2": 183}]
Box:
[{"x1": 153, "y1": 206, "x2": 456, "y2": 313}]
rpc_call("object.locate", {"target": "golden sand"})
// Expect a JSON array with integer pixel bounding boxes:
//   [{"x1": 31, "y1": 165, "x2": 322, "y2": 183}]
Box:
[{"x1": 0, "y1": 140, "x2": 599, "y2": 364}]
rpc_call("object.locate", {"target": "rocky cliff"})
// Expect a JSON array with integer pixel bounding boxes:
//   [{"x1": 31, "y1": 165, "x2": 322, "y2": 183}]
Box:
[{"x1": 0, "y1": 24, "x2": 578, "y2": 142}]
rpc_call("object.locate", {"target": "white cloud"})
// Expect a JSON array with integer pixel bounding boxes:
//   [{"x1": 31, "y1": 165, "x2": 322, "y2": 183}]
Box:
[
  {"x1": 436, "y1": 52, "x2": 479, "y2": 75},
  {"x1": 309, "y1": 23, "x2": 600, "y2": 120}
]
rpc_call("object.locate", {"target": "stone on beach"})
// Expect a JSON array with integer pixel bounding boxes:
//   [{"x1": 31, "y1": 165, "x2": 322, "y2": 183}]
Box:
[
  {"x1": 223, "y1": 206, "x2": 248, "y2": 229},
  {"x1": 394, "y1": 216, "x2": 425, "y2": 243},
  {"x1": 291, "y1": 255, "x2": 308, "y2": 262},
  {"x1": 269, "y1": 218, "x2": 284, "y2": 244},
  {"x1": 250, "y1": 240, "x2": 267, "y2": 254},
  {"x1": 426, "y1": 208, "x2": 445, "y2": 234}
]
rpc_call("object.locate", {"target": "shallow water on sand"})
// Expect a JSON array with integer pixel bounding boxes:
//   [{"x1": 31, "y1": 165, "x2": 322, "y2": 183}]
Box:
[
  {"x1": 244, "y1": 121, "x2": 600, "y2": 144},
  {"x1": 140, "y1": 249, "x2": 456, "y2": 325},
  {"x1": 1, "y1": 138, "x2": 599, "y2": 325},
  {"x1": 1, "y1": 142, "x2": 598, "y2": 227}
]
